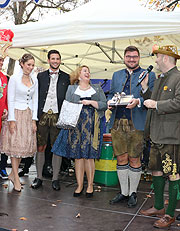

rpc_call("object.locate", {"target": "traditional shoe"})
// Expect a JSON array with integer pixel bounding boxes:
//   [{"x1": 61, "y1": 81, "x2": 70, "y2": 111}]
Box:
[
  {"x1": 109, "y1": 193, "x2": 129, "y2": 205},
  {"x1": 31, "y1": 178, "x2": 43, "y2": 189},
  {"x1": 153, "y1": 214, "x2": 175, "y2": 228},
  {"x1": 127, "y1": 192, "x2": 137, "y2": 208},
  {"x1": 73, "y1": 186, "x2": 84, "y2": 197},
  {"x1": 139, "y1": 206, "x2": 165, "y2": 217},
  {"x1": 86, "y1": 192, "x2": 93, "y2": 198},
  {"x1": 52, "y1": 180, "x2": 60, "y2": 191}
]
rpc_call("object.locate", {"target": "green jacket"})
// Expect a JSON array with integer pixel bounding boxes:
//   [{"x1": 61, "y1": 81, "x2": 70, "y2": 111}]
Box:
[{"x1": 144, "y1": 66, "x2": 180, "y2": 144}]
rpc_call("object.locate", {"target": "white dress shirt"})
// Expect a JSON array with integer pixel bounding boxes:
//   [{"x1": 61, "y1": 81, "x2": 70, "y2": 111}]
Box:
[
  {"x1": 43, "y1": 70, "x2": 59, "y2": 113},
  {"x1": 8, "y1": 69, "x2": 38, "y2": 121}
]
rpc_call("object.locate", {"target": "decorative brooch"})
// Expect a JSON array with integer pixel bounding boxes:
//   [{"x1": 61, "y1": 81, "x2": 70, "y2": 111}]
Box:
[
  {"x1": 0, "y1": 83, "x2": 7, "y2": 99},
  {"x1": 163, "y1": 86, "x2": 168, "y2": 91}
]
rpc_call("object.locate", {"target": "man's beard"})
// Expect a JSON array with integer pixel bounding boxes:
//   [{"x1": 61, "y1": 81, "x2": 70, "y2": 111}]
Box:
[{"x1": 125, "y1": 62, "x2": 139, "y2": 71}]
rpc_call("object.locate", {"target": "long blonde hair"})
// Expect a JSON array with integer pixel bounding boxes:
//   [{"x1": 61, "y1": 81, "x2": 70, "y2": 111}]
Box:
[{"x1": 70, "y1": 65, "x2": 90, "y2": 85}]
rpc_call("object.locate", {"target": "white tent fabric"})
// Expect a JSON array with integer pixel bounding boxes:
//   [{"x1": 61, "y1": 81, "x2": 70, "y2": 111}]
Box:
[{"x1": 1, "y1": 0, "x2": 180, "y2": 78}]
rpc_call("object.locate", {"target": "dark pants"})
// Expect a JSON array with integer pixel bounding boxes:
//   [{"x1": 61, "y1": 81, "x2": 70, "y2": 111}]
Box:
[{"x1": 0, "y1": 154, "x2": 8, "y2": 170}]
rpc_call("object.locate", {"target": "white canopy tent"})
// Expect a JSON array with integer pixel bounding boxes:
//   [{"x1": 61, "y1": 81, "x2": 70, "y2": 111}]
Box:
[{"x1": 1, "y1": 0, "x2": 180, "y2": 78}]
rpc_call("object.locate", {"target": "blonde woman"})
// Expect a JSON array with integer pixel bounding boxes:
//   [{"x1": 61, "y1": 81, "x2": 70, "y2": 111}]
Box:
[{"x1": 52, "y1": 65, "x2": 107, "y2": 197}]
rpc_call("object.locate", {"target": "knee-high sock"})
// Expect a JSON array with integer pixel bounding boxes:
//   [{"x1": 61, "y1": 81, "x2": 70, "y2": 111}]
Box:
[
  {"x1": 166, "y1": 179, "x2": 179, "y2": 217},
  {"x1": 153, "y1": 176, "x2": 165, "y2": 210},
  {"x1": 52, "y1": 154, "x2": 62, "y2": 181},
  {"x1": 117, "y1": 164, "x2": 129, "y2": 196},
  {"x1": 36, "y1": 152, "x2": 45, "y2": 180},
  {"x1": 128, "y1": 165, "x2": 142, "y2": 196}
]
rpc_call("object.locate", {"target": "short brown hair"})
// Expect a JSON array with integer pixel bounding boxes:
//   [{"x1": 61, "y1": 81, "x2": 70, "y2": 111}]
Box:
[
  {"x1": 124, "y1": 46, "x2": 140, "y2": 56},
  {"x1": 70, "y1": 65, "x2": 90, "y2": 85}
]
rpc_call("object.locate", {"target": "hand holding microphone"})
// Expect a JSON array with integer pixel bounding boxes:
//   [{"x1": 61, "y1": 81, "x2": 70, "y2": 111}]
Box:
[{"x1": 136, "y1": 65, "x2": 153, "y2": 87}]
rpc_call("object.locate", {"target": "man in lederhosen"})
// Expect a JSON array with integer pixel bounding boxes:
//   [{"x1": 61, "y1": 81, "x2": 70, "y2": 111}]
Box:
[
  {"x1": 140, "y1": 45, "x2": 180, "y2": 228},
  {"x1": 31, "y1": 50, "x2": 70, "y2": 191}
]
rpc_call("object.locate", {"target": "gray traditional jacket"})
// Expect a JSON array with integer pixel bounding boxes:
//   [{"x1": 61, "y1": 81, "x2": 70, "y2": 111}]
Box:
[
  {"x1": 65, "y1": 84, "x2": 107, "y2": 118},
  {"x1": 144, "y1": 66, "x2": 180, "y2": 144}
]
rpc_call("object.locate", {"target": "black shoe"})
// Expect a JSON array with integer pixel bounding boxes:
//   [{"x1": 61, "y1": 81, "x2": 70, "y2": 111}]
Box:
[
  {"x1": 52, "y1": 180, "x2": 60, "y2": 191},
  {"x1": 86, "y1": 192, "x2": 93, "y2": 198},
  {"x1": 31, "y1": 178, "x2": 43, "y2": 189},
  {"x1": 109, "y1": 193, "x2": 129, "y2": 205},
  {"x1": 176, "y1": 214, "x2": 180, "y2": 221},
  {"x1": 73, "y1": 186, "x2": 84, "y2": 197},
  {"x1": 127, "y1": 192, "x2": 137, "y2": 208},
  {"x1": 18, "y1": 169, "x2": 29, "y2": 177}
]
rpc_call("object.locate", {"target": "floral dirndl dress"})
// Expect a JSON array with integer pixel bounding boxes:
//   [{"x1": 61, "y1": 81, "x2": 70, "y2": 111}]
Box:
[{"x1": 52, "y1": 104, "x2": 103, "y2": 159}]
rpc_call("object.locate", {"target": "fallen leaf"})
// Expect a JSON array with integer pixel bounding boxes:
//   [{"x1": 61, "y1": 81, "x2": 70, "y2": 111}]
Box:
[
  {"x1": 164, "y1": 199, "x2": 169, "y2": 205},
  {"x1": 76, "y1": 213, "x2": 80, "y2": 218},
  {"x1": 2, "y1": 184, "x2": 8, "y2": 188},
  {"x1": 146, "y1": 194, "x2": 151, "y2": 198},
  {"x1": 19, "y1": 217, "x2": 27, "y2": 221},
  {"x1": 52, "y1": 204, "x2": 57, "y2": 207},
  {"x1": 11, "y1": 229, "x2": 18, "y2": 231}
]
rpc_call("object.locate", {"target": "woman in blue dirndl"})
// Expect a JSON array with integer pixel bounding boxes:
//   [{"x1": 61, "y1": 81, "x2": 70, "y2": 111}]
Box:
[{"x1": 52, "y1": 65, "x2": 107, "y2": 197}]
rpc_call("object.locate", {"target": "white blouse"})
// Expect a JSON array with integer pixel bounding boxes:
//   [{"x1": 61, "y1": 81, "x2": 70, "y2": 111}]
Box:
[
  {"x1": 7, "y1": 69, "x2": 38, "y2": 121},
  {"x1": 74, "y1": 86, "x2": 96, "y2": 98}
]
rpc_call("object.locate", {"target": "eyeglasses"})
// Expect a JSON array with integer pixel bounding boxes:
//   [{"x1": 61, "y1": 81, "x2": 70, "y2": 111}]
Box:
[{"x1": 125, "y1": 55, "x2": 139, "y2": 59}]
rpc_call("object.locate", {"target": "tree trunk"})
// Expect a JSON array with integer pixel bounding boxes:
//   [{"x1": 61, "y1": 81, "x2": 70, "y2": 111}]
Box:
[{"x1": 7, "y1": 58, "x2": 16, "y2": 77}]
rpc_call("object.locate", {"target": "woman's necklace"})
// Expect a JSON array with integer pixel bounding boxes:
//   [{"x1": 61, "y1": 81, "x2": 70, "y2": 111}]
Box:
[
  {"x1": 79, "y1": 85, "x2": 91, "y2": 91},
  {"x1": 22, "y1": 74, "x2": 32, "y2": 87},
  {"x1": 23, "y1": 72, "x2": 30, "y2": 77}
]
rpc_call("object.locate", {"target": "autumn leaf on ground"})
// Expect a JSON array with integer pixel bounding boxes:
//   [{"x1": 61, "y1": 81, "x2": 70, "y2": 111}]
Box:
[
  {"x1": 165, "y1": 199, "x2": 169, "y2": 205},
  {"x1": 20, "y1": 217, "x2": 27, "y2": 221},
  {"x1": 11, "y1": 229, "x2": 18, "y2": 231},
  {"x1": 76, "y1": 213, "x2": 80, "y2": 218},
  {"x1": 95, "y1": 189, "x2": 101, "y2": 192},
  {"x1": 2, "y1": 183, "x2": 8, "y2": 188}
]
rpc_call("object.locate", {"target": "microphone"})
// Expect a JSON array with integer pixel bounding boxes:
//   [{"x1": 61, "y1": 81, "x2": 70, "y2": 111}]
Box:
[
  {"x1": 101, "y1": 79, "x2": 108, "y2": 88},
  {"x1": 136, "y1": 65, "x2": 153, "y2": 86}
]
